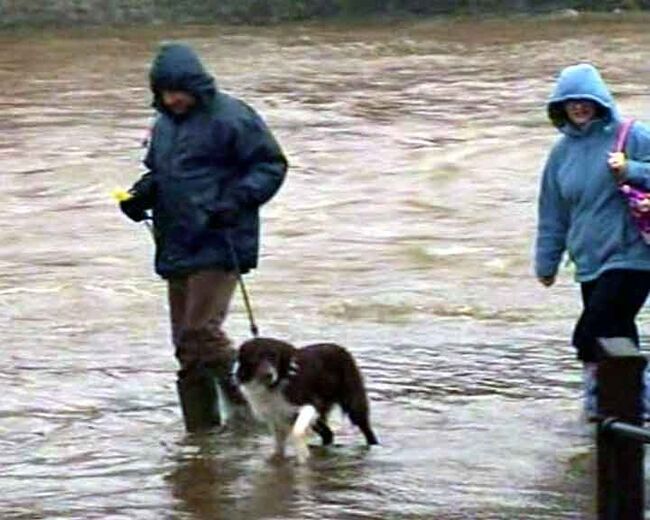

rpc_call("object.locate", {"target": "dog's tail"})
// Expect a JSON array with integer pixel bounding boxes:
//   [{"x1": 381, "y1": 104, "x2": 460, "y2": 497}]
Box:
[{"x1": 340, "y1": 350, "x2": 379, "y2": 446}]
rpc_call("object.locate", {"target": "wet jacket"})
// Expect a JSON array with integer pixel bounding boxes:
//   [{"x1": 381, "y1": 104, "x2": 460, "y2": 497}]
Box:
[
  {"x1": 535, "y1": 63, "x2": 650, "y2": 282},
  {"x1": 129, "y1": 43, "x2": 287, "y2": 278}
]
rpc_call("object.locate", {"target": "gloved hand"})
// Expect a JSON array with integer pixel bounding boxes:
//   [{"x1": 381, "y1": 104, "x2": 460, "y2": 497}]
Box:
[
  {"x1": 119, "y1": 195, "x2": 148, "y2": 223},
  {"x1": 208, "y1": 200, "x2": 240, "y2": 229}
]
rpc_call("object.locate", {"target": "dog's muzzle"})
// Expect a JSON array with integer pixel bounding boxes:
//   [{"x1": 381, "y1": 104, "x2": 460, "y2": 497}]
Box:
[{"x1": 255, "y1": 360, "x2": 279, "y2": 387}]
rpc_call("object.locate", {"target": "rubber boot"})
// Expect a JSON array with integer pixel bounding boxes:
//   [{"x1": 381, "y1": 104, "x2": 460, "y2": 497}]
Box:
[
  {"x1": 202, "y1": 345, "x2": 255, "y2": 427},
  {"x1": 177, "y1": 363, "x2": 221, "y2": 432}
]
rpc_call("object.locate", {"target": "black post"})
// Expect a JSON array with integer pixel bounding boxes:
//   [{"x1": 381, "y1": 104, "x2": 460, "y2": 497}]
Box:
[{"x1": 596, "y1": 337, "x2": 647, "y2": 520}]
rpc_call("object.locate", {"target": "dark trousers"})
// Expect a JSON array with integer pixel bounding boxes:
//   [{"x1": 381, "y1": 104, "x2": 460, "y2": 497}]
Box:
[
  {"x1": 168, "y1": 269, "x2": 237, "y2": 377},
  {"x1": 573, "y1": 269, "x2": 650, "y2": 362}
]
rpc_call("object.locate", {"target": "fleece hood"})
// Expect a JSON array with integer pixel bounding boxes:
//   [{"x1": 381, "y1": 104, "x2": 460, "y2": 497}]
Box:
[{"x1": 547, "y1": 63, "x2": 620, "y2": 134}]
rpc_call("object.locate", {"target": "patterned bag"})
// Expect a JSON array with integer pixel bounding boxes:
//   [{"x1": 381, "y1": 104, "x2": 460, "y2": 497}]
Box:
[{"x1": 614, "y1": 118, "x2": 650, "y2": 244}]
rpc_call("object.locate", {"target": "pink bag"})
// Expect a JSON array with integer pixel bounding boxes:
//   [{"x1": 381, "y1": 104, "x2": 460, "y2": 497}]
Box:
[{"x1": 615, "y1": 118, "x2": 650, "y2": 244}]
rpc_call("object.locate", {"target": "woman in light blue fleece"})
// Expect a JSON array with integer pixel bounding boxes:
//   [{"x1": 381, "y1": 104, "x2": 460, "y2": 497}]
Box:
[{"x1": 535, "y1": 63, "x2": 650, "y2": 417}]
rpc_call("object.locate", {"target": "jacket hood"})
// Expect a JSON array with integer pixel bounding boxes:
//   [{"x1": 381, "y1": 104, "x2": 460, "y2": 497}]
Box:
[
  {"x1": 547, "y1": 63, "x2": 620, "y2": 133},
  {"x1": 149, "y1": 43, "x2": 217, "y2": 112}
]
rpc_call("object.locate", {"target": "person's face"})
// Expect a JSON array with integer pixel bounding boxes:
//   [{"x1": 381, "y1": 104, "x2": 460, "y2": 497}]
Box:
[
  {"x1": 564, "y1": 99, "x2": 598, "y2": 127},
  {"x1": 161, "y1": 90, "x2": 196, "y2": 115}
]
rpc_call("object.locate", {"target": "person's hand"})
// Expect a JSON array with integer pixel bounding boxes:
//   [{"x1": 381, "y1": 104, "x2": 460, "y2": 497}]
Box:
[
  {"x1": 119, "y1": 196, "x2": 148, "y2": 222},
  {"x1": 608, "y1": 152, "x2": 628, "y2": 182},
  {"x1": 538, "y1": 275, "x2": 556, "y2": 287},
  {"x1": 208, "y1": 200, "x2": 239, "y2": 229}
]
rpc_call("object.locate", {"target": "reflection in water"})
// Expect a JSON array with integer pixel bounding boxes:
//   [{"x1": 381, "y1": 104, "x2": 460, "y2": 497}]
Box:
[
  {"x1": 1, "y1": 17, "x2": 650, "y2": 519},
  {"x1": 167, "y1": 432, "x2": 377, "y2": 520}
]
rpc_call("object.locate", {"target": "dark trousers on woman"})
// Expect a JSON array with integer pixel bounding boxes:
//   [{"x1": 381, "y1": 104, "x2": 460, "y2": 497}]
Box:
[
  {"x1": 573, "y1": 269, "x2": 650, "y2": 363},
  {"x1": 168, "y1": 269, "x2": 237, "y2": 377},
  {"x1": 169, "y1": 269, "x2": 248, "y2": 410}
]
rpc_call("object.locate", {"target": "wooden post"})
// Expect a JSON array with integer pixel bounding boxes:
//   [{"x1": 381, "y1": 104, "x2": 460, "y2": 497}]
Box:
[{"x1": 596, "y1": 337, "x2": 646, "y2": 520}]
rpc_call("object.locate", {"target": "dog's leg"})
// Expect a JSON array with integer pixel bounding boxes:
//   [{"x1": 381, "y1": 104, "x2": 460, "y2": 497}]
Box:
[
  {"x1": 313, "y1": 417, "x2": 334, "y2": 446},
  {"x1": 355, "y1": 417, "x2": 378, "y2": 446},
  {"x1": 271, "y1": 424, "x2": 289, "y2": 462},
  {"x1": 344, "y1": 399, "x2": 379, "y2": 446},
  {"x1": 340, "y1": 356, "x2": 379, "y2": 446},
  {"x1": 349, "y1": 412, "x2": 378, "y2": 446},
  {"x1": 291, "y1": 405, "x2": 318, "y2": 463}
]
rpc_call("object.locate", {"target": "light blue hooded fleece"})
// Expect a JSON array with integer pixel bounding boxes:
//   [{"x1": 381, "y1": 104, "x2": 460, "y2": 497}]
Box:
[{"x1": 535, "y1": 63, "x2": 650, "y2": 282}]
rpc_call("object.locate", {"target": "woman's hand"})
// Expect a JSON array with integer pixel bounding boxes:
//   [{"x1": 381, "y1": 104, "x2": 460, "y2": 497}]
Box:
[
  {"x1": 538, "y1": 275, "x2": 556, "y2": 287},
  {"x1": 608, "y1": 152, "x2": 628, "y2": 182}
]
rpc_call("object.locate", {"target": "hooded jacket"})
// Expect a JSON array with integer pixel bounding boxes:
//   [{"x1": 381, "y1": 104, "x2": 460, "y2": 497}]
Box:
[
  {"x1": 130, "y1": 43, "x2": 287, "y2": 278},
  {"x1": 535, "y1": 63, "x2": 650, "y2": 282}
]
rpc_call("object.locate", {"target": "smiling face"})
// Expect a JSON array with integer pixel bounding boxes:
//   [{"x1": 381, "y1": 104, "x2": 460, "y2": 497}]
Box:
[{"x1": 564, "y1": 99, "x2": 598, "y2": 127}]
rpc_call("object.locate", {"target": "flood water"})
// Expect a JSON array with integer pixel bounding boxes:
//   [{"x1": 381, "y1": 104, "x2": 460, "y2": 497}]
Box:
[{"x1": 2, "y1": 16, "x2": 650, "y2": 519}]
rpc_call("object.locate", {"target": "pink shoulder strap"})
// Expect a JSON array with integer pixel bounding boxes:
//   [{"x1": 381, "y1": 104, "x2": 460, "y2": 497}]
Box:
[{"x1": 615, "y1": 118, "x2": 635, "y2": 153}]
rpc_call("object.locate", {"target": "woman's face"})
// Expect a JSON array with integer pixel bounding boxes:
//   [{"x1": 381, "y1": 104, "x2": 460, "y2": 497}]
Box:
[
  {"x1": 161, "y1": 90, "x2": 196, "y2": 115},
  {"x1": 564, "y1": 99, "x2": 598, "y2": 127}
]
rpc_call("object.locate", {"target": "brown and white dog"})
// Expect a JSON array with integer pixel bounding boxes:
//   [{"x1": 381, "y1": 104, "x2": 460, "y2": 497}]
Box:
[{"x1": 234, "y1": 337, "x2": 378, "y2": 463}]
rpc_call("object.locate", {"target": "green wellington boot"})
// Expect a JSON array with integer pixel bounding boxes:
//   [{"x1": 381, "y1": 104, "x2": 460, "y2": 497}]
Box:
[{"x1": 177, "y1": 363, "x2": 221, "y2": 432}]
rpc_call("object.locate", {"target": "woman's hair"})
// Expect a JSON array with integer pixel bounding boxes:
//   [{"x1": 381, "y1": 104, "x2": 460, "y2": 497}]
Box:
[{"x1": 548, "y1": 99, "x2": 610, "y2": 128}]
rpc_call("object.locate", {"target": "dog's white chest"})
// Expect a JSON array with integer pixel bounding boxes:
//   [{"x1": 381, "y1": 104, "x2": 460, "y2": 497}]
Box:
[{"x1": 240, "y1": 383, "x2": 297, "y2": 425}]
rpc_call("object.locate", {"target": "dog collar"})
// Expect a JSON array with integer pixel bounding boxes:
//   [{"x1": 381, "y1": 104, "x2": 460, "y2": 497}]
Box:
[{"x1": 268, "y1": 357, "x2": 298, "y2": 389}]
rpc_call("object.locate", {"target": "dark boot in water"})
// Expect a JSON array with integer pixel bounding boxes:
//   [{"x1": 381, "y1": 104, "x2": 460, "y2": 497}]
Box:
[
  {"x1": 203, "y1": 348, "x2": 256, "y2": 427},
  {"x1": 177, "y1": 363, "x2": 221, "y2": 433}
]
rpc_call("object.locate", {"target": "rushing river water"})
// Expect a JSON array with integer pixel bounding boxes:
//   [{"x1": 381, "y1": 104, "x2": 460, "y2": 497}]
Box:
[{"x1": 2, "y1": 16, "x2": 650, "y2": 519}]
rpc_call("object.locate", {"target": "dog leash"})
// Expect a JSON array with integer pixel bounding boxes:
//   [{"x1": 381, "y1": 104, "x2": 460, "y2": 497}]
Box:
[
  {"x1": 114, "y1": 187, "x2": 259, "y2": 337},
  {"x1": 226, "y1": 231, "x2": 260, "y2": 338}
]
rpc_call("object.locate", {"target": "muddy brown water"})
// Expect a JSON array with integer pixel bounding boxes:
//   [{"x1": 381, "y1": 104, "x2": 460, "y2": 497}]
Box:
[{"x1": 2, "y1": 17, "x2": 650, "y2": 520}]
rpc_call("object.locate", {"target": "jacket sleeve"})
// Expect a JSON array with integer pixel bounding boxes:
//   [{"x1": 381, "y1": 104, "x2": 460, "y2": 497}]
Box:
[
  {"x1": 623, "y1": 122, "x2": 650, "y2": 190},
  {"x1": 229, "y1": 105, "x2": 288, "y2": 208},
  {"x1": 128, "y1": 134, "x2": 157, "y2": 209},
  {"x1": 535, "y1": 148, "x2": 570, "y2": 278}
]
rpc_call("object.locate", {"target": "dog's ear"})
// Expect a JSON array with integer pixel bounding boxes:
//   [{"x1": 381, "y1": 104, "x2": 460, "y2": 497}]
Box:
[
  {"x1": 235, "y1": 339, "x2": 261, "y2": 383},
  {"x1": 276, "y1": 340, "x2": 296, "y2": 380}
]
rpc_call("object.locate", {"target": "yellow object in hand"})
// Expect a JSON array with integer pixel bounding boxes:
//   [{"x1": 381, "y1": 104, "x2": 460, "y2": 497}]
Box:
[{"x1": 111, "y1": 188, "x2": 133, "y2": 203}]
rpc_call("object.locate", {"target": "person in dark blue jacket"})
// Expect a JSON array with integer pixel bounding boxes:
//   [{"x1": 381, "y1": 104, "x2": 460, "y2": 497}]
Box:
[
  {"x1": 119, "y1": 43, "x2": 287, "y2": 424},
  {"x1": 535, "y1": 63, "x2": 650, "y2": 418}
]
